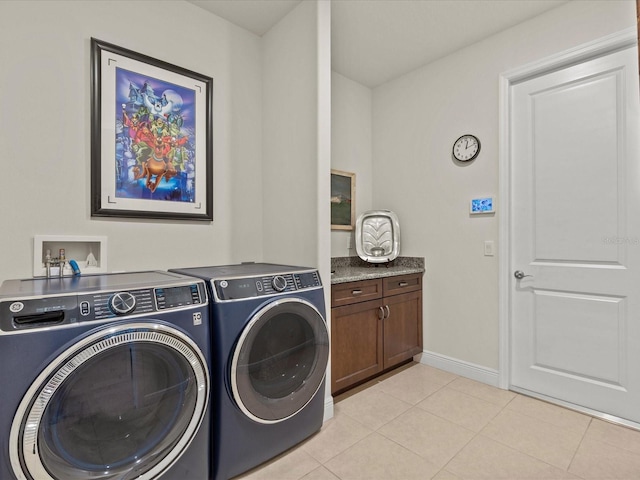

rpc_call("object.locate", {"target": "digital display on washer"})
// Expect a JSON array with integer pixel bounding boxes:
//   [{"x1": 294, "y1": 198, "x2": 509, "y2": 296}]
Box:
[
  {"x1": 294, "y1": 272, "x2": 320, "y2": 289},
  {"x1": 155, "y1": 285, "x2": 201, "y2": 309}
]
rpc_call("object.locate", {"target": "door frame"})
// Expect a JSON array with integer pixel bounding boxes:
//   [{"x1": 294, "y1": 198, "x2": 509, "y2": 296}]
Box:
[{"x1": 497, "y1": 27, "x2": 637, "y2": 391}]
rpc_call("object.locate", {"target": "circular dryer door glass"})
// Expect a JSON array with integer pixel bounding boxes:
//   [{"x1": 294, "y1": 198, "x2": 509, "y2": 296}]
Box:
[
  {"x1": 11, "y1": 323, "x2": 209, "y2": 480},
  {"x1": 232, "y1": 298, "x2": 329, "y2": 424}
]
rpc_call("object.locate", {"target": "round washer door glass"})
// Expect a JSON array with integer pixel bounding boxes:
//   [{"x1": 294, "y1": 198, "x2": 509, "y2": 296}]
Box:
[
  {"x1": 10, "y1": 322, "x2": 209, "y2": 480},
  {"x1": 232, "y1": 298, "x2": 329, "y2": 423}
]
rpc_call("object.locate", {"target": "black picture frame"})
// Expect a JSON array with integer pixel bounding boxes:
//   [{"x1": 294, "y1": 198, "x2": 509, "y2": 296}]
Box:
[{"x1": 91, "y1": 38, "x2": 213, "y2": 221}]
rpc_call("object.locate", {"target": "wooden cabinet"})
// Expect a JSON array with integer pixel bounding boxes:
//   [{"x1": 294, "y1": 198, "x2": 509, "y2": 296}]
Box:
[
  {"x1": 382, "y1": 289, "x2": 422, "y2": 369},
  {"x1": 331, "y1": 273, "x2": 423, "y2": 395},
  {"x1": 331, "y1": 298, "x2": 383, "y2": 394}
]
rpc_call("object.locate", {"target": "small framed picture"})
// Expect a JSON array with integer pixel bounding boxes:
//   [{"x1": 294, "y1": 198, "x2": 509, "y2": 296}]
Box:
[
  {"x1": 470, "y1": 197, "x2": 495, "y2": 214},
  {"x1": 331, "y1": 170, "x2": 355, "y2": 230}
]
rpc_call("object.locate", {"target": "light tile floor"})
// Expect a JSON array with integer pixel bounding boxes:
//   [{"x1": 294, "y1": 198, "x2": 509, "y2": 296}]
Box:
[{"x1": 236, "y1": 363, "x2": 640, "y2": 480}]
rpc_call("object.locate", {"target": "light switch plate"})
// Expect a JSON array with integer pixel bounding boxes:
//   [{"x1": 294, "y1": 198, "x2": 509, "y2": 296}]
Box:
[{"x1": 484, "y1": 241, "x2": 495, "y2": 256}]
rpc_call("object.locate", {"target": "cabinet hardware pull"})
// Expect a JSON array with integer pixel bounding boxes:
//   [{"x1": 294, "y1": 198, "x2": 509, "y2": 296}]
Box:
[
  {"x1": 384, "y1": 305, "x2": 390, "y2": 319},
  {"x1": 352, "y1": 289, "x2": 362, "y2": 295},
  {"x1": 378, "y1": 306, "x2": 385, "y2": 320},
  {"x1": 399, "y1": 282, "x2": 409, "y2": 287}
]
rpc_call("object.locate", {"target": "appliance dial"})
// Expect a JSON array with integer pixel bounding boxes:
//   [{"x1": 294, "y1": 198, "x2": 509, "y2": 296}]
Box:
[
  {"x1": 272, "y1": 275, "x2": 287, "y2": 292},
  {"x1": 109, "y1": 292, "x2": 136, "y2": 315}
]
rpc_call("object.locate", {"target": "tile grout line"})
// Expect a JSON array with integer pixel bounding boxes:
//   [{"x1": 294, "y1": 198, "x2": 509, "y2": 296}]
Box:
[
  {"x1": 353, "y1": 367, "x2": 523, "y2": 478},
  {"x1": 247, "y1": 364, "x2": 629, "y2": 479},
  {"x1": 445, "y1": 383, "x2": 519, "y2": 409},
  {"x1": 565, "y1": 416, "x2": 592, "y2": 479},
  {"x1": 478, "y1": 393, "x2": 595, "y2": 475},
  {"x1": 436, "y1": 386, "x2": 518, "y2": 478},
  {"x1": 436, "y1": 428, "x2": 481, "y2": 479},
  {"x1": 331, "y1": 368, "x2": 465, "y2": 478},
  {"x1": 504, "y1": 394, "x2": 593, "y2": 433}
]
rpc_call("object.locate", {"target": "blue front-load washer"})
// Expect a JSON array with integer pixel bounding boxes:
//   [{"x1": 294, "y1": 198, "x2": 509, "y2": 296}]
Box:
[
  {"x1": 0, "y1": 271, "x2": 212, "y2": 480},
  {"x1": 169, "y1": 263, "x2": 330, "y2": 480}
]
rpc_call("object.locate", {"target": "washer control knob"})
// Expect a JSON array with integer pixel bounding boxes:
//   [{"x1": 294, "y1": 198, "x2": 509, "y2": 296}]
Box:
[
  {"x1": 109, "y1": 292, "x2": 136, "y2": 315},
  {"x1": 272, "y1": 275, "x2": 287, "y2": 292}
]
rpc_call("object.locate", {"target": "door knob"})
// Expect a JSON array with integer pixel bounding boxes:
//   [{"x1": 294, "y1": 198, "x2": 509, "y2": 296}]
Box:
[{"x1": 514, "y1": 270, "x2": 533, "y2": 279}]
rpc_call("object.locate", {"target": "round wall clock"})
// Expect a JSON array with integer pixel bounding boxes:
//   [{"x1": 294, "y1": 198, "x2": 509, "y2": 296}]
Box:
[{"x1": 452, "y1": 134, "x2": 481, "y2": 162}]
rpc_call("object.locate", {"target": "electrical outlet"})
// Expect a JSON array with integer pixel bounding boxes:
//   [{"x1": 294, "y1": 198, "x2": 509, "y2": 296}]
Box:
[{"x1": 484, "y1": 241, "x2": 495, "y2": 256}]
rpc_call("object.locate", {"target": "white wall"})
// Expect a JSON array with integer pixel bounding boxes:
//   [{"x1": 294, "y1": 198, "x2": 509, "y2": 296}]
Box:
[
  {"x1": 4, "y1": 0, "x2": 633, "y2": 386},
  {"x1": 372, "y1": 0, "x2": 637, "y2": 370},
  {"x1": 262, "y1": 0, "x2": 333, "y2": 418},
  {"x1": 317, "y1": 0, "x2": 333, "y2": 418},
  {"x1": 262, "y1": 1, "x2": 321, "y2": 268},
  {"x1": 330, "y1": 72, "x2": 373, "y2": 257},
  {"x1": 0, "y1": 0, "x2": 263, "y2": 282}
]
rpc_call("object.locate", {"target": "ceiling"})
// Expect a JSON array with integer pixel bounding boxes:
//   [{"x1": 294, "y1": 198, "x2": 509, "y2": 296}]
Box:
[{"x1": 188, "y1": 0, "x2": 569, "y2": 88}]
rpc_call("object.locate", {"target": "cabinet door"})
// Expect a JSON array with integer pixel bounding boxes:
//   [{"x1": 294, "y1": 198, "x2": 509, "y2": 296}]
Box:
[
  {"x1": 383, "y1": 290, "x2": 422, "y2": 369},
  {"x1": 331, "y1": 299, "x2": 383, "y2": 394}
]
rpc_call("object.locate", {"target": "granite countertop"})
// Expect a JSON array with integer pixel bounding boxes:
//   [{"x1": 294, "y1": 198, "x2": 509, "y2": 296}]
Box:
[{"x1": 330, "y1": 256, "x2": 425, "y2": 284}]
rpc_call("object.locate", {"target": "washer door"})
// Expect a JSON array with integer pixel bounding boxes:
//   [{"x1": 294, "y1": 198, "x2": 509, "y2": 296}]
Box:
[
  {"x1": 9, "y1": 322, "x2": 209, "y2": 480},
  {"x1": 231, "y1": 298, "x2": 329, "y2": 424}
]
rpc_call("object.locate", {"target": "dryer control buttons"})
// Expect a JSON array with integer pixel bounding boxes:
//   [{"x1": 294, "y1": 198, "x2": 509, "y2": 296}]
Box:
[
  {"x1": 272, "y1": 275, "x2": 287, "y2": 292},
  {"x1": 80, "y1": 301, "x2": 91, "y2": 316},
  {"x1": 109, "y1": 292, "x2": 136, "y2": 315}
]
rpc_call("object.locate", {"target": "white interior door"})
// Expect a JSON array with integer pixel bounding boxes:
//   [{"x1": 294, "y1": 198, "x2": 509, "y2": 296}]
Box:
[{"x1": 510, "y1": 46, "x2": 640, "y2": 424}]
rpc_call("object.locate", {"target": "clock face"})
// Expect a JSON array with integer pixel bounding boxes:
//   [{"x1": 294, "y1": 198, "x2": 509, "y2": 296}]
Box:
[{"x1": 453, "y1": 134, "x2": 480, "y2": 162}]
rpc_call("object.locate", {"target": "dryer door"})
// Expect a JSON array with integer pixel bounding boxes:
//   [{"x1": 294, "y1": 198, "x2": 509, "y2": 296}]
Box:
[
  {"x1": 9, "y1": 322, "x2": 209, "y2": 480},
  {"x1": 231, "y1": 298, "x2": 329, "y2": 424}
]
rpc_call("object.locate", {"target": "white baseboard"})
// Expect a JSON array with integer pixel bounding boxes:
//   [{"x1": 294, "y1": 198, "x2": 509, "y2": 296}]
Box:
[
  {"x1": 416, "y1": 350, "x2": 501, "y2": 388},
  {"x1": 323, "y1": 395, "x2": 334, "y2": 422}
]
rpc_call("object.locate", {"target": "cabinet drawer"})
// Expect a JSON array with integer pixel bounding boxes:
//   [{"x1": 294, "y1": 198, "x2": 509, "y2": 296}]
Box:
[
  {"x1": 383, "y1": 273, "x2": 422, "y2": 296},
  {"x1": 331, "y1": 279, "x2": 382, "y2": 307}
]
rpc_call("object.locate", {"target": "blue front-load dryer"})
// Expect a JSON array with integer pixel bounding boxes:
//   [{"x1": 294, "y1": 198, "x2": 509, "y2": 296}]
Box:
[
  {"x1": 0, "y1": 271, "x2": 212, "y2": 480},
  {"x1": 169, "y1": 263, "x2": 330, "y2": 480}
]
